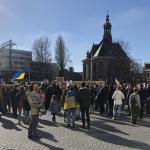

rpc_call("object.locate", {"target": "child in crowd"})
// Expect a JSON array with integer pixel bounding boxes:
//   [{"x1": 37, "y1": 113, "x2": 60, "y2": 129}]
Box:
[{"x1": 50, "y1": 95, "x2": 60, "y2": 122}]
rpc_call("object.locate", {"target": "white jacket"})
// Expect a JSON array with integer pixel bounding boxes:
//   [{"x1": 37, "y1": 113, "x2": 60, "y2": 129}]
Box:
[{"x1": 112, "y1": 90, "x2": 125, "y2": 105}]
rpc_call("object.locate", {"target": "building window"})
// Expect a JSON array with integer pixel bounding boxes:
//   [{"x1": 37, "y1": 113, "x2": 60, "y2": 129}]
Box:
[
  {"x1": 93, "y1": 63, "x2": 96, "y2": 71},
  {"x1": 147, "y1": 73, "x2": 150, "y2": 78}
]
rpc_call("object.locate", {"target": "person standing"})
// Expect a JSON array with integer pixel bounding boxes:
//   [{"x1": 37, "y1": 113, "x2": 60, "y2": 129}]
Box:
[
  {"x1": 129, "y1": 88, "x2": 141, "y2": 125},
  {"x1": 138, "y1": 84, "x2": 147, "y2": 119},
  {"x1": 61, "y1": 85, "x2": 69, "y2": 123},
  {"x1": 89, "y1": 86, "x2": 96, "y2": 114},
  {"x1": 78, "y1": 82, "x2": 91, "y2": 129},
  {"x1": 45, "y1": 83, "x2": 57, "y2": 112},
  {"x1": 97, "y1": 85, "x2": 108, "y2": 114},
  {"x1": 11, "y1": 86, "x2": 19, "y2": 117},
  {"x1": 64, "y1": 86, "x2": 77, "y2": 127},
  {"x1": 27, "y1": 84, "x2": 42, "y2": 139},
  {"x1": 17, "y1": 86, "x2": 25, "y2": 124},
  {"x1": 24, "y1": 86, "x2": 31, "y2": 120},
  {"x1": 49, "y1": 95, "x2": 60, "y2": 122},
  {"x1": 0, "y1": 86, "x2": 3, "y2": 118},
  {"x1": 112, "y1": 86, "x2": 125, "y2": 120},
  {"x1": 146, "y1": 85, "x2": 150, "y2": 114},
  {"x1": 107, "y1": 85, "x2": 115, "y2": 116}
]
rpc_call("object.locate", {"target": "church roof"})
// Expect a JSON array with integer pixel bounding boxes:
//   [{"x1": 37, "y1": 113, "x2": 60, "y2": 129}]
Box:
[
  {"x1": 91, "y1": 40, "x2": 128, "y2": 58},
  {"x1": 86, "y1": 14, "x2": 128, "y2": 59}
]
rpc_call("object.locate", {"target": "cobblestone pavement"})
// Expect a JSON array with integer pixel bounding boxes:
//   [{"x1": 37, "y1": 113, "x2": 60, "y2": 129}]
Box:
[{"x1": 0, "y1": 112, "x2": 150, "y2": 150}]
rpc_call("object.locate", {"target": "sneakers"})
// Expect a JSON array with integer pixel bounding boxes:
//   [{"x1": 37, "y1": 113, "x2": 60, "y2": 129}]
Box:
[
  {"x1": 87, "y1": 125, "x2": 90, "y2": 129},
  {"x1": 82, "y1": 125, "x2": 85, "y2": 129},
  {"x1": 112, "y1": 117, "x2": 116, "y2": 120},
  {"x1": 73, "y1": 123, "x2": 75, "y2": 128}
]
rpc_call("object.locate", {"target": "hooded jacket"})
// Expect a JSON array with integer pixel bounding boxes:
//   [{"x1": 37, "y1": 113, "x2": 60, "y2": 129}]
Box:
[{"x1": 112, "y1": 89, "x2": 125, "y2": 105}]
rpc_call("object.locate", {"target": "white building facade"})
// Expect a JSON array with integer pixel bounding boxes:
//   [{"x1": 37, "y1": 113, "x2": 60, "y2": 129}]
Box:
[{"x1": 0, "y1": 48, "x2": 32, "y2": 73}]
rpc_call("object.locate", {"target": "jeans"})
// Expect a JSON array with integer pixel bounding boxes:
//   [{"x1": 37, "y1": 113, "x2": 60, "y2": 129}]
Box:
[
  {"x1": 140, "y1": 103, "x2": 144, "y2": 119},
  {"x1": 131, "y1": 106, "x2": 140, "y2": 124},
  {"x1": 66, "y1": 108, "x2": 76, "y2": 125},
  {"x1": 18, "y1": 108, "x2": 22, "y2": 123},
  {"x1": 80, "y1": 107, "x2": 90, "y2": 127},
  {"x1": 0, "y1": 101, "x2": 2, "y2": 116},
  {"x1": 90, "y1": 105, "x2": 95, "y2": 113},
  {"x1": 113, "y1": 105, "x2": 122, "y2": 117},
  {"x1": 28, "y1": 115, "x2": 39, "y2": 137},
  {"x1": 52, "y1": 114, "x2": 56, "y2": 122},
  {"x1": 12, "y1": 102, "x2": 17, "y2": 116}
]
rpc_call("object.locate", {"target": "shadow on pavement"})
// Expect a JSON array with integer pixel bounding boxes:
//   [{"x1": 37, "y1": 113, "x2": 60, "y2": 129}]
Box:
[
  {"x1": 91, "y1": 120, "x2": 129, "y2": 135},
  {"x1": 0, "y1": 117, "x2": 22, "y2": 131},
  {"x1": 37, "y1": 129, "x2": 58, "y2": 142},
  {"x1": 20, "y1": 124, "x2": 57, "y2": 142},
  {"x1": 140, "y1": 120, "x2": 150, "y2": 127},
  {"x1": 22, "y1": 119, "x2": 44, "y2": 129},
  {"x1": 59, "y1": 119, "x2": 150, "y2": 150},
  {"x1": 92, "y1": 114, "x2": 150, "y2": 128},
  {"x1": 33, "y1": 140, "x2": 64, "y2": 150},
  {"x1": 38, "y1": 118, "x2": 59, "y2": 127},
  {"x1": 86, "y1": 126, "x2": 150, "y2": 150},
  {"x1": 91, "y1": 115, "x2": 132, "y2": 126},
  {"x1": 31, "y1": 128, "x2": 63, "y2": 149}
]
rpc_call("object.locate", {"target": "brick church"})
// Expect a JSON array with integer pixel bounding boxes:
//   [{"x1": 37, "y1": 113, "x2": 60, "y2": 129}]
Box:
[{"x1": 82, "y1": 14, "x2": 130, "y2": 83}]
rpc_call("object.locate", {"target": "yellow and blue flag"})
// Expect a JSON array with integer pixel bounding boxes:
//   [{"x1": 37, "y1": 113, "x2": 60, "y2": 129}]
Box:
[{"x1": 12, "y1": 68, "x2": 28, "y2": 80}]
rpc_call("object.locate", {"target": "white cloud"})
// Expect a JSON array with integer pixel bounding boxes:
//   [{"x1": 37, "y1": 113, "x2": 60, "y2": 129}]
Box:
[{"x1": 0, "y1": 1, "x2": 12, "y2": 16}]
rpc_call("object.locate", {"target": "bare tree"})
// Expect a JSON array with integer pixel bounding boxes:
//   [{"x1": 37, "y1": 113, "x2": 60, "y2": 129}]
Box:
[
  {"x1": 32, "y1": 37, "x2": 51, "y2": 63},
  {"x1": 114, "y1": 39, "x2": 131, "y2": 57},
  {"x1": 117, "y1": 39, "x2": 143, "y2": 82},
  {"x1": 130, "y1": 58, "x2": 143, "y2": 73},
  {"x1": 55, "y1": 35, "x2": 71, "y2": 76}
]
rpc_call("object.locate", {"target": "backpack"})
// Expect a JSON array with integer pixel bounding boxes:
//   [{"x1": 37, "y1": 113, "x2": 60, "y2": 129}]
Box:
[{"x1": 130, "y1": 95, "x2": 137, "y2": 107}]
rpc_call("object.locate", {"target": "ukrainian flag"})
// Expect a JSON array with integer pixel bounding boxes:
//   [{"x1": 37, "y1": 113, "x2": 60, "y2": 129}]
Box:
[{"x1": 12, "y1": 68, "x2": 28, "y2": 80}]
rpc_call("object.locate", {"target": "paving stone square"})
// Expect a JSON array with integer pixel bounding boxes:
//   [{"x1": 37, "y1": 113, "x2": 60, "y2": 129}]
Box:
[{"x1": 0, "y1": 112, "x2": 150, "y2": 150}]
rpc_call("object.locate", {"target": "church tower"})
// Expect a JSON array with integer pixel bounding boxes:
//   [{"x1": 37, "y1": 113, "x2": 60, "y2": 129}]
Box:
[{"x1": 103, "y1": 14, "x2": 112, "y2": 43}]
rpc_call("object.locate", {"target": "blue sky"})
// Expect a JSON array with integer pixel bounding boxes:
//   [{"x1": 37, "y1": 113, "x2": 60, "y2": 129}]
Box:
[{"x1": 0, "y1": 0, "x2": 150, "y2": 72}]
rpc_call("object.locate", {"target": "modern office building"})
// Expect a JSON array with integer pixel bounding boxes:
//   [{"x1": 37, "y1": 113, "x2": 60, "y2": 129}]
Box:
[{"x1": 0, "y1": 48, "x2": 32, "y2": 73}]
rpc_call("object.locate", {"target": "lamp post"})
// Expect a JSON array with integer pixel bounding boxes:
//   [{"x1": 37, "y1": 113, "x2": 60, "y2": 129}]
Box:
[{"x1": 90, "y1": 51, "x2": 93, "y2": 81}]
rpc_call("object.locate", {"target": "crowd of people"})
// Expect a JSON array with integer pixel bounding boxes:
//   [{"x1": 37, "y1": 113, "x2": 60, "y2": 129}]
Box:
[{"x1": 0, "y1": 81, "x2": 150, "y2": 140}]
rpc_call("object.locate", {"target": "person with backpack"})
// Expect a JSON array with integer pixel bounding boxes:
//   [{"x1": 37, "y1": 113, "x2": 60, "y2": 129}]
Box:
[
  {"x1": 138, "y1": 84, "x2": 147, "y2": 119},
  {"x1": 129, "y1": 88, "x2": 141, "y2": 125},
  {"x1": 78, "y1": 82, "x2": 91, "y2": 129}
]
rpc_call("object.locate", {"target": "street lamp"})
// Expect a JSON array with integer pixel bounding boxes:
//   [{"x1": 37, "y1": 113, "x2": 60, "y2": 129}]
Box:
[{"x1": 90, "y1": 51, "x2": 93, "y2": 81}]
